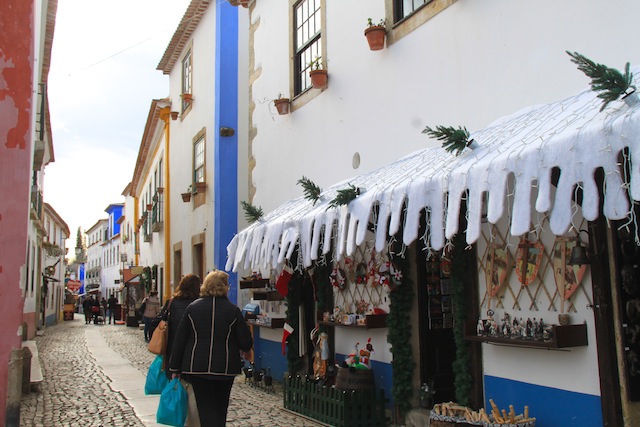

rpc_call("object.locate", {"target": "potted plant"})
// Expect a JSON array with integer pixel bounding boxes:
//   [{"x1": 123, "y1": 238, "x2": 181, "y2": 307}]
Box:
[
  {"x1": 181, "y1": 192, "x2": 192, "y2": 202},
  {"x1": 309, "y1": 57, "x2": 328, "y2": 89},
  {"x1": 170, "y1": 111, "x2": 179, "y2": 120},
  {"x1": 273, "y1": 94, "x2": 290, "y2": 115},
  {"x1": 181, "y1": 93, "x2": 193, "y2": 102},
  {"x1": 364, "y1": 18, "x2": 387, "y2": 51},
  {"x1": 239, "y1": 0, "x2": 250, "y2": 7},
  {"x1": 146, "y1": 204, "x2": 153, "y2": 211}
]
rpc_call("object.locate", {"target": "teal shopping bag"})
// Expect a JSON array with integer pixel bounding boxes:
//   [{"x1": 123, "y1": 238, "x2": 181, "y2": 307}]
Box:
[
  {"x1": 157, "y1": 378, "x2": 188, "y2": 427},
  {"x1": 144, "y1": 355, "x2": 168, "y2": 395}
]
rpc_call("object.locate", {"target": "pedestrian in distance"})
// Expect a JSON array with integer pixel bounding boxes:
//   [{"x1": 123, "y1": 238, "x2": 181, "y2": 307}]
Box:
[
  {"x1": 169, "y1": 270, "x2": 253, "y2": 427},
  {"x1": 82, "y1": 296, "x2": 94, "y2": 324},
  {"x1": 142, "y1": 291, "x2": 161, "y2": 342},
  {"x1": 107, "y1": 294, "x2": 118, "y2": 324},
  {"x1": 91, "y1": 297, "x2": 101, "y2": 324},
  {"x1": 100, "y1": 297, "x2": 107, "y2": 318}
]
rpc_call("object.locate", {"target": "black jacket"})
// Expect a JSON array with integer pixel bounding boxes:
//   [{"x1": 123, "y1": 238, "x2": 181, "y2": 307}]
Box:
[
  {"x1": 163, "y1": 297, "x2": 196, "y2": 379},
  {"x1": 168, "y1": 296, "x2": 252, "y2": 378}
]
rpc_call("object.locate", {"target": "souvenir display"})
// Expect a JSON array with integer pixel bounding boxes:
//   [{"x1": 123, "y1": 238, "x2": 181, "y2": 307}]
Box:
[
  {"x1": 430, "y1": 400, "x2": 536, "y2": 426},
  {"x1": 515, "y1": 236, "x2": 544, "y2": 286},
  {"x1": 485, "y1": 244, "x2": 512, "y2": 297},
  {"x1": 552, "y1": 237, "x2": 588, "y2": 312}
]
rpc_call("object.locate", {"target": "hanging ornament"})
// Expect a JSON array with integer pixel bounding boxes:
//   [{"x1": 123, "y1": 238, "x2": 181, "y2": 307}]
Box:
[
  {"x1": 389, "y1": 262, "x2": 403, "y2": 285},
  {"x1": 484, "y1": 244, "x2": 512, "y2": 298}
]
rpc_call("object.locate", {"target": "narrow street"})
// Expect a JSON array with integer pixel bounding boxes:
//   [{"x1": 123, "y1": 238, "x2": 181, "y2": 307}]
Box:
[{"x1": 19, "y1": 315, "x2": 324, "y2": 427}]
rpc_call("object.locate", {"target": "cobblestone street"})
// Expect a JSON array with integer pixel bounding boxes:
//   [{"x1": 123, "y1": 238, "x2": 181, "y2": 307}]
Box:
[{"x1": 19, "y1": 315, "x2": 324, "y2": 427}]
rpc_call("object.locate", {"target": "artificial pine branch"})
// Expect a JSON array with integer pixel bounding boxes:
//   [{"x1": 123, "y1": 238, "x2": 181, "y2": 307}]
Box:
[
  {"x1": 297, "y1": 176, "x2": 323, "y2": 205},
  {"x1": 567, "y1": 51, "x2": 635, "y2": 111},
  {"x1": 327, "y1": 184, "x2": 359, "y2": 208},
  {"x1": 423, "y1": 125, "x2": 472, "y2": 156},
  {"x1": 240, "y1": 201, "x2": 264, "y2": 223}
]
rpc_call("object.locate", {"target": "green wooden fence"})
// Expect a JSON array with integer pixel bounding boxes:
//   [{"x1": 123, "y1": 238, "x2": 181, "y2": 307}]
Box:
[{"x1": 284, "y1": 375, "x2": 388, "y2": 427}]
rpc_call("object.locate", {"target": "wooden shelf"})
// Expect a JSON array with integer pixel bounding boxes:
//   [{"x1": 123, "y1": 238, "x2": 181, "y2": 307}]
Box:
[
  {"x1": 464, "y1": 323, "x2": 588, "y2": 349},
  {"x1": 252, "y1": 289, "x2": 284, "y2": 301},
  {"x1": 318, "y1": 314, "x2": 388, "y2": 329},
  {"x1": 239, "y1": 278, "x2": 270, "y2": 289},
  {"x1": 247, "y1": 318, "x2": 285, "y2": 329}
]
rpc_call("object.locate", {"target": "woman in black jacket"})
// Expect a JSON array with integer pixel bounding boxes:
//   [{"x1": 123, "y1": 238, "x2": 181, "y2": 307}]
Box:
[
  {"x1": 169, "y1": 270, "x2": 253, "y2": 427},
  {"x1": 163, "y1": 274, "x2": 201, "y2": 379}
]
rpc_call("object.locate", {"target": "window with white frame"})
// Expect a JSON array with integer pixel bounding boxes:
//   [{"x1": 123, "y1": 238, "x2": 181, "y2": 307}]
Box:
[
  {"x1": 194, "y1": 135, "x2": 205, "y2": 184},
  {"x1": 294, "y1": 0, "x2": 322, "y2": 95},
  {"x1": 182, "y1": 50, "x2": 192, "y2": 110}
]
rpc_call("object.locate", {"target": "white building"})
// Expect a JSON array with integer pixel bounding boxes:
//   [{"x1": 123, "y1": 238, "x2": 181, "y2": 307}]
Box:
[
  {"x1": 226, "y1": 1, "x2": 640, "y2": 426},
  {"x1": 42, "y1": 203, "x2": 69, "y2": 326},
  {"x1": 85, "y1": 219, "x2": 107, "y2": 296}
]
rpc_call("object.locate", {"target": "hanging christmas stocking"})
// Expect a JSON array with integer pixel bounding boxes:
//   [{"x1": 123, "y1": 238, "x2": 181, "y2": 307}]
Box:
[
  {"x1": 276, "y1": 264, "x2": 293, "y2": 297},
  {"x1": 282, "y1": 322, "x2": 294, "y2": 355}
]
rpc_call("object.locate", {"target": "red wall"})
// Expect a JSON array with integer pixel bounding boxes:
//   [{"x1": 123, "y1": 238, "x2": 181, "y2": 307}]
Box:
[{"x1": 0, "y1": 0, "x2": 34, "y2": 422}]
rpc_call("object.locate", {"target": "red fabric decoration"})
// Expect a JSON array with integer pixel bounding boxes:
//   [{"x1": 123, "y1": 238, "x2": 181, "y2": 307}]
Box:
[
  {"x1": 276, "y1": 264, "x2": 293, "y2": 297},
  {"x1": 282, "y1": 322, "x2": 294, "y2": 355}
]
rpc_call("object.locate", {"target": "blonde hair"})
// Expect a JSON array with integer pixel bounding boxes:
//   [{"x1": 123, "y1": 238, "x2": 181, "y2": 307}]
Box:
[{"x1": 201, "y1": 270, "x2": 230, "y2": 297}]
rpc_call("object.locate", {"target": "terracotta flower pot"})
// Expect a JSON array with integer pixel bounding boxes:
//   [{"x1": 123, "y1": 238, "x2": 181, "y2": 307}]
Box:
[
  {"x1": 310, "y1": 69, "x2": 328, "y2": 89},
  {"x1": 364, "y1": 26, "x2": 386, "y2": 51},
  {"x1": 181, "y1": 192, "x2": 191, "y2": 202},
  {"x1": 170, "y1": 111, "x2": 179, "y2": 120},
  {"x1": 182, "y1": 93, "x2": 193, "y2": 102},
  {"x1": 274, "y1": 98, "x2": 290, "y2": 115}
]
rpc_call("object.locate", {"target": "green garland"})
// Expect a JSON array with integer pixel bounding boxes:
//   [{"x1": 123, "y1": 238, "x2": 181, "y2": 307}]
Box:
[
  {"x1": 297, "y1": 176, "x2": 323, "y2": 205},
  {"x1": 422, "y1": 125, "x2": 472, "y2": 156},
  {"x1": 567, "y1": 51, "x2": 635, "y2": 111},
  {"x1": 387, "y1": 246, "x2": 415, "y2": 417},
  {"x1": 240, "y1": 201, "x2": 264, "y2": 223},
  {"x1": 327, "y1": 184, "x2": 359, "y2": 208},
  {"x1": 285, "y1": 272, "x2": 303, "y2": 374},
  {"x1": 451, "y1": 234, "x2": 472, "y2": 406}
]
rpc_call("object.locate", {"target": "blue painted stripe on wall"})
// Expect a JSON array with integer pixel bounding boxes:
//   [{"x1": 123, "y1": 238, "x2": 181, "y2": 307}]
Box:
[
  {"x1": 484, "y1": 375, "x2": 603, "y2": 427},
  {"x1": 253, "y1": 331, "x2": 289, "y2": 384},
  {"x1": 214, "y1": 3, "x2": 239, "y2": 304}
]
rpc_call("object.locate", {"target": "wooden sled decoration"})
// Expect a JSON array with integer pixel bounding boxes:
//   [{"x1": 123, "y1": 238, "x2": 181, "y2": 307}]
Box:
[
  {"x1": 515, "y1": 236, "x2": 544, "y2": 286},
  {"x1": 485, "y1": 244, "x2": 512, "y2": 297},
  {"x1": 553, "y1": 237, "x2": 588, "y2": 302}
]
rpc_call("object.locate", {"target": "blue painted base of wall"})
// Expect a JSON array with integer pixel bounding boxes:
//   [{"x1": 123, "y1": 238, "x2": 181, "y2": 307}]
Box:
[
  {"x1": 45, "y1": 314, "x2": 57, "y2": 327},
  {"x1": 484, "y1": 375, "x2": 603, "y2": 427},
  {"x1": 253, "y1": 330, "x2": 288, "y2": 383}
]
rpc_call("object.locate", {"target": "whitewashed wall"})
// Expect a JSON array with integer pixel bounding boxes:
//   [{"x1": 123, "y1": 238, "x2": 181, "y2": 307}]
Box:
[
  {"x1": 247, "y1": 0, "x2": 640, "y2": 386},
  {"x1": 168, "y1": 5, "x2": 218, "y2": 274}
]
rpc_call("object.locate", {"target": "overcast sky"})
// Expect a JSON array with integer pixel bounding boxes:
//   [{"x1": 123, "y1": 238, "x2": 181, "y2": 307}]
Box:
[{"x1": 46, "y1": 0, "x2": 191, "y2": 247}]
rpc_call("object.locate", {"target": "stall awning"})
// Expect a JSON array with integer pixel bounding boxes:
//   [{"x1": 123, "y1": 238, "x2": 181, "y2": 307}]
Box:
[{"x1": 227, "y1": 70, "x2": 640, "y2": 272}]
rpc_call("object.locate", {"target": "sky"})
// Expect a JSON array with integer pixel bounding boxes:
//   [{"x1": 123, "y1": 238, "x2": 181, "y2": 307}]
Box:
[{"x1": 46, "y1": 0, "x2": 191, "y2": 248}]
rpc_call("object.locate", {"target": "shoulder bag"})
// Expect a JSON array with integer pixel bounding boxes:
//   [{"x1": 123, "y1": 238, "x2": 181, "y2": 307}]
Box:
[{"x1": 148, "y1": 299, "x2": 173, "y2": 355}]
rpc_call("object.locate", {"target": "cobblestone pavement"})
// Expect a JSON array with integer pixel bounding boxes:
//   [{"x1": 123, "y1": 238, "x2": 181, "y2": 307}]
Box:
[{"x1": 20, "y1": 316, "x2": 325, "y2": 427}]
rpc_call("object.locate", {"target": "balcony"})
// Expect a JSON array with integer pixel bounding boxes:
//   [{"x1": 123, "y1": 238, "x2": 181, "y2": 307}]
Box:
[{"x1": 151, "y1": 191, "x2": 163, "y2": 232}]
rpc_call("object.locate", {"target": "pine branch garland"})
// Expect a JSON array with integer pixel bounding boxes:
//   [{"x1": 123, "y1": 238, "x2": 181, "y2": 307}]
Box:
[
  {"x1": 328, "y1": 184, "x2": 359, "y2": 208},
  {"x1": 423, "y1": 125, "x2": 472, "y2": 156},
  {"x1": 567, "y1": 51, "x2": 635, "y2": 111},
  {"x1": 240, "y1": 201, "x2": 264, "y2": 223},
  {"x1": 297, "y1": 176, "x2": 323, "y2": 205}
]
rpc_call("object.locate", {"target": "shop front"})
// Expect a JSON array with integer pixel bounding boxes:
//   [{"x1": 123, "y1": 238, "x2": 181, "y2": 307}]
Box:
[{"x1": 228, "y1": 75, "x2": 640, "y2": 426}]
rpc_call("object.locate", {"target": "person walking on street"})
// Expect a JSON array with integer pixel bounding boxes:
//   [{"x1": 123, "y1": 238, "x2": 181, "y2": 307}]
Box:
[
  {"x1": 169, "y1": 270, "x2": 253, "y2": 427},
  {"x1": 107, "y1": 294, "x2": 118, "y2": 324},
  {"x1": 162, "y1": 274, "x2": 202, "y2": 427},
  {"x1": 82, "y1": 296, "x2": 94, "y2": 324},
  {"x1": 142, "y1": 291, "x2": 161, "y2": 341}
]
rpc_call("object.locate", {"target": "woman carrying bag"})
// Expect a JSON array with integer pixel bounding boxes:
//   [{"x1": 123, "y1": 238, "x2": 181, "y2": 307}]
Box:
[{"x1": 169, "y1": 270, "x2": 253, "y2": 427}]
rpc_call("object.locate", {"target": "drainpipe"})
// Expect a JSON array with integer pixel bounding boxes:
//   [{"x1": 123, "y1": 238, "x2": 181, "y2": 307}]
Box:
[{"x1": 159, "y1": 107, "x2": 172, "y2": 300}]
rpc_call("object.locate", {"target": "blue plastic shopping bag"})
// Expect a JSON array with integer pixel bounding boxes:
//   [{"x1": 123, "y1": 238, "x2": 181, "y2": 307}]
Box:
[
  {"x1": 156, "y1": 378, "x2": 188, "y2": 427},
  {"x1": 144, "y1": 355, "x2": 168, "y2": 395}
]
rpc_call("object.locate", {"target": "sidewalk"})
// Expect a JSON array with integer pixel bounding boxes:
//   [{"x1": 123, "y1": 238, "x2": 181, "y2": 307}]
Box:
[{"x1": 85, "y1": 327, "x2": 162, "y2": 427}]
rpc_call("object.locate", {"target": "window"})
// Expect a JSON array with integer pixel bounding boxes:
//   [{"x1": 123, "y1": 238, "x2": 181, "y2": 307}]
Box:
[
  {"x1": 390, "y1": 0, "x2": 456, "y2": 41},
  {"x1": 294, "y1": 0, "x2": 322, "y2": 95},
  {"x1": 182, "y1": 50, "x2": 192, "y2": 111},
  {"x1": 194, "y1": 135, "x2": 205, "y2": 184},
  {"x1": 394, "y1": 0, "x2": 429, "y2": 22}
]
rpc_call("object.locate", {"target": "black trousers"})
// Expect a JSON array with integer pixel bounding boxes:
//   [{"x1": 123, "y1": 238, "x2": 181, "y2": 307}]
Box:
[{"x1": 188, "y1": 376, "x2": 234, "y2": 427}]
